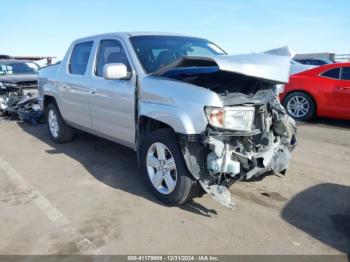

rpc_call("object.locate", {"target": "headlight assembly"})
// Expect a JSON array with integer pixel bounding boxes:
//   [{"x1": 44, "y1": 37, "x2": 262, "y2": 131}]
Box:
[{"x1": 205, "y1": 106, "x2": 255, "y2": 132}]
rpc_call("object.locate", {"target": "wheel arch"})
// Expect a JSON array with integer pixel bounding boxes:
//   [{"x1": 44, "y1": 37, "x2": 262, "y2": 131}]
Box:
[
  {"x1": 43, "y1": 94, "x2": 68, "y2": 120},
  {"x1": 138, "y1": 115, "x2": 175, "y2": 136},
  {"x1": 136, "y1": 116, "x2": 176, "y2": 167},
  {"x1": 43, "y1": 95, "x2": 57, "y2": 109},
  {"x1": 136, "y1": 115, "x2": 207, "y2": 181}
]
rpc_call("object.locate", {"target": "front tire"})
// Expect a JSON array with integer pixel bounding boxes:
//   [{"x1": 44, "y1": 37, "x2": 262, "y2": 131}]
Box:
[
  {"x1": 283, "y1": 91, "x2": 315, "y2": 121},
  {"x1": 141, "y1": 129, "x2": 196, "y2": 206},
  {"x1": 46, "y1": 102, "x2": 73, "y2": 143}
]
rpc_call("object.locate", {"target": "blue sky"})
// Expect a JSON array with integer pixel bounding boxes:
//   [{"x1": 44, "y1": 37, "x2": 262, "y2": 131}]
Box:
[{"x1": 1, "y1": 0, "x2": 349, "y2": 59}]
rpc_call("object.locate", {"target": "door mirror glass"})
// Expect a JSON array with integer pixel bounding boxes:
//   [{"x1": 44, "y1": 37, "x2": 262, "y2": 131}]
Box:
[{"x1": 103, "y1": 63, "x2": 130, "y2": 80}]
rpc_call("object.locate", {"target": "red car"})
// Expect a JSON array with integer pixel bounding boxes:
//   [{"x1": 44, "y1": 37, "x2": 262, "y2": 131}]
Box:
[{"x1": 280, "y1": 62, "x2": 350, "y2": 121}]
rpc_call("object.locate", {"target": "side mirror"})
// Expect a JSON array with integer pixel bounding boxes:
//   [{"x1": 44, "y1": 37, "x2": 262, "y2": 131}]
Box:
[{"x1": 103, "y1": 63, "x2": 130, "y2": 80}]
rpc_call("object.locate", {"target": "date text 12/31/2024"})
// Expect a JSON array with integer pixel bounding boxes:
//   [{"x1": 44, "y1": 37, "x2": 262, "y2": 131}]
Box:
[{"x1": 127, "y1": 255, "x2": 219, "y2": 261}]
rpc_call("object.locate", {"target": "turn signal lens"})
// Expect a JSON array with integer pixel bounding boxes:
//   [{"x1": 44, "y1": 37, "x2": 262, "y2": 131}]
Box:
[{"x1": 207, "y1": 108, "x2": 224, "y2": 128}]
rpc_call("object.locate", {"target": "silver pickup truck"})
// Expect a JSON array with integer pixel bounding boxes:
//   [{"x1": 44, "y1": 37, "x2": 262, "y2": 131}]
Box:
[{"x1": 39, "y1": 32, "x2": 296, "y2": 208}]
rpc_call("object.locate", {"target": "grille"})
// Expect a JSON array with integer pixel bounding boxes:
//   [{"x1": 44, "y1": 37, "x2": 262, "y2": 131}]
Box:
[{"x1": 17, "y1": 80, "x2": 38, "y2": 87}]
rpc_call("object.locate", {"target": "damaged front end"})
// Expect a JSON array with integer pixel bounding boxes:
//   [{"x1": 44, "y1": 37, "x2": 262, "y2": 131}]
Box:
[
  {"x1": 0, "y1": 81, "x2": 43, "y2": 124},
  {"x1": 179, "y1": 99, "x2": 296, "y2": 208},
  {"x1": 160, "y1": 54, "x2": 296, "y2": 208}
]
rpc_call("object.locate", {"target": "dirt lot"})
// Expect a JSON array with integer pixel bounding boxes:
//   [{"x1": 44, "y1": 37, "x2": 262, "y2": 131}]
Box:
[{"x1": 0, "y1": 117, "x2": 349, "y2": 255}]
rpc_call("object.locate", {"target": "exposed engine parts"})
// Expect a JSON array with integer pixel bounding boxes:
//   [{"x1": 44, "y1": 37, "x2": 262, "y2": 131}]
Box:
[
  {"x1": 0, "y1": 85, "x2": 43, "y2": 125},
  {"x1": 179, "y1": 97, "x2": 297, "y2": 208}
]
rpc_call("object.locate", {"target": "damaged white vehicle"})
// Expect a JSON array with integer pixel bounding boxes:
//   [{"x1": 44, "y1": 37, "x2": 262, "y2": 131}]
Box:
[{"x1": 39, "y1": 33, "x2": 296, "y2": 208}]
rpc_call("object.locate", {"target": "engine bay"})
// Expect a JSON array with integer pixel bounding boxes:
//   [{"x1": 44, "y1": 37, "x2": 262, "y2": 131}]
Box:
[{"x1": 169, "y1": 65, "x2": 297, "y2": 208}]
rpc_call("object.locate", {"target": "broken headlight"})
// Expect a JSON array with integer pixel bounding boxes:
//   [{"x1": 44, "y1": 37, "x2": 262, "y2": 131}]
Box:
[{"x1": 205, "y1": 106, "x2": 255, "y2": 132}]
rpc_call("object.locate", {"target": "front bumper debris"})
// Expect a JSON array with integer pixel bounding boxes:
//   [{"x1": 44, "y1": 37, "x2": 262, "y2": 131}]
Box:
[
  {"x1": 199, "y1": 180, "x2": 236, "y2": 209},
  {"x1": 178, "y1": 100, "x2": 297, "y2": 208}
]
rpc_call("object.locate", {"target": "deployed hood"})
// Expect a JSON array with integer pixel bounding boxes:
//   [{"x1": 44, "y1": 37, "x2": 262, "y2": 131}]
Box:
[
  {"x1": 154, "y1": 53, "x2": 291, "y2": 84},
  {"x1": 264, "y1": 46, "x2": 296, "y2": 58},
  {"x1": 263, "y1": 46, "x2": 315, "y2": 75}
]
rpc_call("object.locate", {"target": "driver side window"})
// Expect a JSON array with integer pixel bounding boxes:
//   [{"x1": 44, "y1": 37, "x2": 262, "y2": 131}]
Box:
[{"x1": 95, "y1": 39, "x2": 131, "y2": 77}]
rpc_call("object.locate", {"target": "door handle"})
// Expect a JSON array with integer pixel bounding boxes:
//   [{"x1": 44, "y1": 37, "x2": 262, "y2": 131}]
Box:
[{"x1": 90, "y1": 88, "x2": 96, "y2": 94}]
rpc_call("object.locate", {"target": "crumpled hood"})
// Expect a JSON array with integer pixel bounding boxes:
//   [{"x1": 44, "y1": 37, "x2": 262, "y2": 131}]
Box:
[
  {"x1": 263, "y1": 46, "x2": 315, "y2": 75},
  {"x1": 0, "y1": 74, "x2": 38, "y2": 83},
  {"x1": 153, "y1": 53, "x2": 291, "y2": 84},
  {"x1": 264, "y1": 46, "x2": 296, "y2": 58}
]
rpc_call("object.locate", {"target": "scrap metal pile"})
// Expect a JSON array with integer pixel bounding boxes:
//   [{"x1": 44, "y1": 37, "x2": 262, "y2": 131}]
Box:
[
  {"x1": 0, "y1": 83, "x2": 43, "y2": 125},
  {"x1": 0, "y1": 59, "x2": 44, "y2": 125}
]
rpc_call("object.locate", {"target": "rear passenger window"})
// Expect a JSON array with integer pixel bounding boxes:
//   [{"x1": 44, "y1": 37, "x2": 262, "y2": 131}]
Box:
[
  {"x1": 341, "y1": 67, "x2": 350, "y2": 80},
  {"x1": 321, "y1": 68, "x2": 340, "y2": 79},
  {"x1": 69, "y1": 41, "x2": 93, "y2": 75},
  {"x1": 95, "y1": 39, "x2": 131, "y2": 77}
]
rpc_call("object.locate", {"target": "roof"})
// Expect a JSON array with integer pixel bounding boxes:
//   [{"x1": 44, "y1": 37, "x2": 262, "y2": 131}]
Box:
[
  {"x1": 318, "y1": 62, "x2": 350, "y2": 69},
  {"x1": 292, "y1": 62, "x2": 350, "y2": 77},
  {"x1": 13, "y1": 56, "x2": 55, "y2": 61},
  {"x1": 128, "y1": 31, "x2": 191, "y2": 37},
  {"x1": 74, "y1": 31, "x2": 199, "y2": 42},
  {"x1": 0, "y1": 55, "x2": 12, "y2": 59},
  {"x1": 0, "y1": 59, "x2": 36, "y2": 63}
]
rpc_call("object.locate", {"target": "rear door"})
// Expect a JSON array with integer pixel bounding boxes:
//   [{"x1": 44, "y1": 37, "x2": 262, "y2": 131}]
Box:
[
  {"x1": 334, "y1": 67, "x2": 350, "y2": 117},
  {"x1": 89, "y1": 38, "x2": 136, "y2": 148},
  {"x1": 60, "y1": 41, "x2": 94, "y2": 129}
]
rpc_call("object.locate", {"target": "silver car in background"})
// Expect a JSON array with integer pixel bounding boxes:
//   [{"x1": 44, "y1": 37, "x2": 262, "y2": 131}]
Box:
[
  {"x1": 0, "y1": 59, "x2": 40, "y2": 117},
  {"x1": 39, "y1": 32, "x2": 297, "y2": 208}
]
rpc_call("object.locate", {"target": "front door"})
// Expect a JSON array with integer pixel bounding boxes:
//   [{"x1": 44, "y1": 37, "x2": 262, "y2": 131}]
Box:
[
  {"x1": 89, "y1": 38, "x2": 136, "y2": 147},
  {"x1": 334, "y1": 67, "x2": 350, "y2": 118}
]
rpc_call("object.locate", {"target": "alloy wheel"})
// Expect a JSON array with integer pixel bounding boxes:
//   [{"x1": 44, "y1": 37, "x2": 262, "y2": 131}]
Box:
[
  {"x1": 286, "y1": 95, "x2": 310, "y2": 118},
  {"x1": 146, "y1": 142, "x2": 177, "y2": 195},
  {"x1": 48, "y1": 109, "x2": 59, "y2": 138}
]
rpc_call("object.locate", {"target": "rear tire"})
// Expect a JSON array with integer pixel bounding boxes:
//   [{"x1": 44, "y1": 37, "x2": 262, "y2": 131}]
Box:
[
  {"x1": 46, "y1": 102, "x2": 73, "y2": 143},
  {"x1": 283, "y1": 91, "x2": 315, "y2": 121},
  {"x1": 141, "y1": 128, "x2": 197, "y2": 206}
]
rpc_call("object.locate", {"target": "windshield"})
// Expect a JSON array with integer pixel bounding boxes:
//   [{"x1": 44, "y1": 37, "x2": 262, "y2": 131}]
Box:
[
  {"x1": 130, "y1": 35, "x2": 226, "y2": 74},
  {"x1": 0, "y1": 62, "x2": 39, "y2": 75}
]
